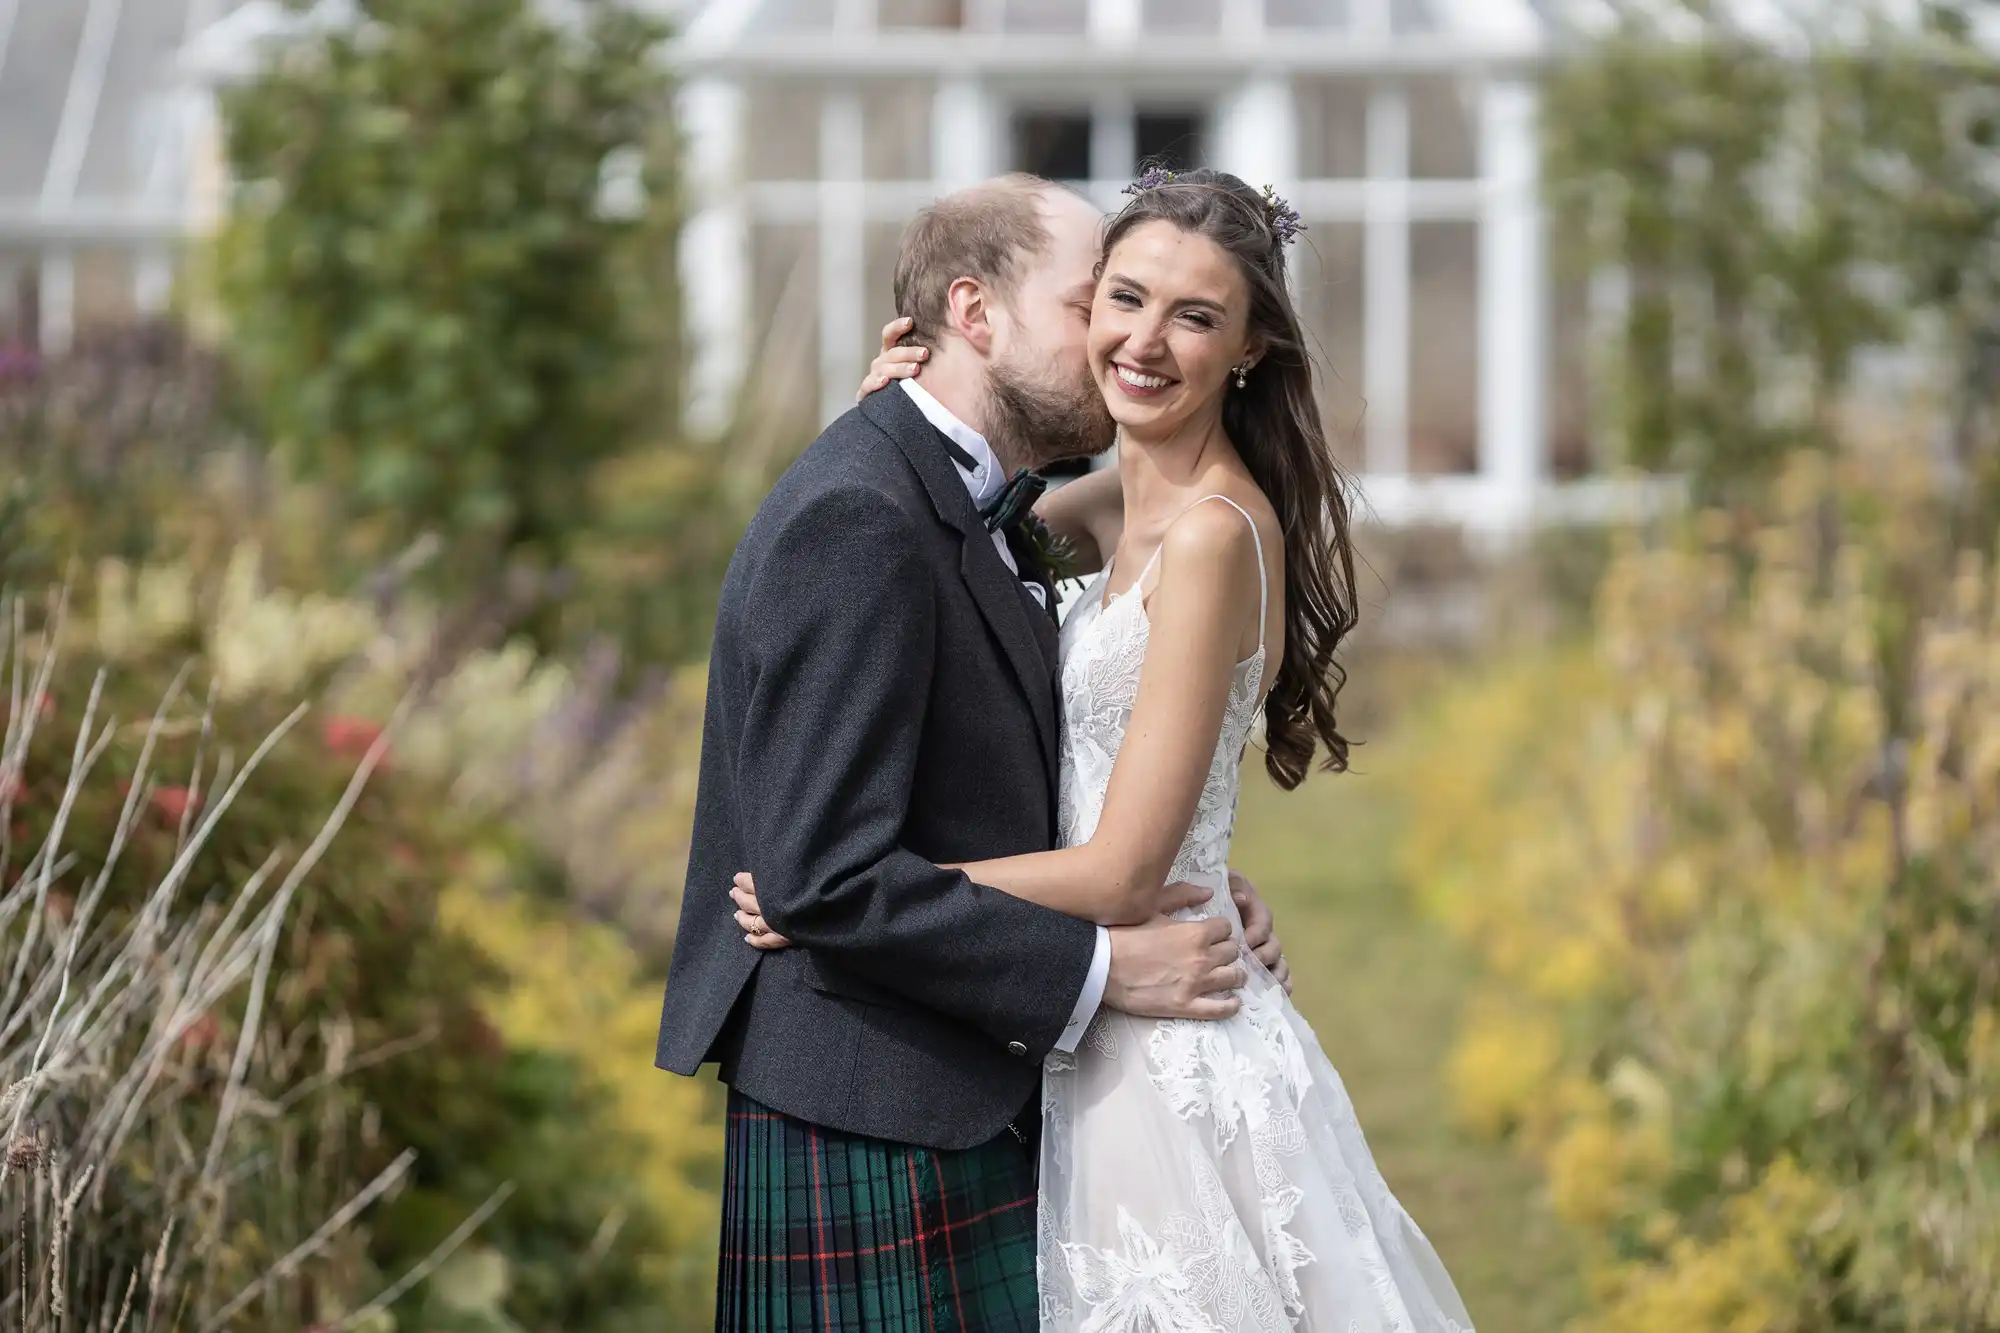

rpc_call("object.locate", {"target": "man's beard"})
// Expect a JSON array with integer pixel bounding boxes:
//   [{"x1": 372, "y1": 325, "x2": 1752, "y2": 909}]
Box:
[{"x1": 984, "y1": 353, "x2": 1117, "y2": 472}]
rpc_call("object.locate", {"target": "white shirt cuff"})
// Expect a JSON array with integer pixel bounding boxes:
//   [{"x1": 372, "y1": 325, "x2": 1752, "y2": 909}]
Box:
[{"x1": 1053, "y1": 926, "x2": 1111, "y2": 1053}]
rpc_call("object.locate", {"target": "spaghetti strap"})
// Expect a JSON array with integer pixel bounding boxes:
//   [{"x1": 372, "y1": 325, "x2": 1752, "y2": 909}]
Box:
[
  {"x1": 1171, "y1": 494, "x2": 1268, "y2": 656},
  {"x1": 1121, "y1": 495, "x2": 1271, "y2": 654}
]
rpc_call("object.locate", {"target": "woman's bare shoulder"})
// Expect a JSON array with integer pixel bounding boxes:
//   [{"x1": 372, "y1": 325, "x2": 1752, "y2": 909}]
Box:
[{"x1": 1161, "y1": 482, "x2": 1282, "y2": 573}]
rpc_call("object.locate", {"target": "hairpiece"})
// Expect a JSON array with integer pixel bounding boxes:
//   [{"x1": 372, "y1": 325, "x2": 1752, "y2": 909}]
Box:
[
  {"x1": 1260, "y1": 184, "x2": 1305, "y2": 247},
  {"x1": 1121, "y1": 169, "x2": 1306, "y2": 248}
]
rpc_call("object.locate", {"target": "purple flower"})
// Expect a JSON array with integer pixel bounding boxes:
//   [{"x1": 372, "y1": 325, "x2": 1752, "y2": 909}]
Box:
[
  {"x1": 1123, "y1": 166, "x2": 1178, "y2": 196},
  {"x1": 0, "y1": 343, "x2": 42, "y2": 383},
  {"x1": 1260, "y1": 185, "x2": 1305, "y2": 247}
]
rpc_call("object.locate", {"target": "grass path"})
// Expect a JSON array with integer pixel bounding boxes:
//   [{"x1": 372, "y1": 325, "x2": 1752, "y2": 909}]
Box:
[{"x1": 1231, "y1": 762, "x2": 1583, "y2": 1333}]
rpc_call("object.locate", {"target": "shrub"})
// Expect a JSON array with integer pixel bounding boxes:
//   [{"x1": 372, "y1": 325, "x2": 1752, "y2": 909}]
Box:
[
  {"x1": 0, "y1": 323, "x2": 261, "y2": 589},
  {"x1": 214, "y1": 0, "x2": 681, "y2": 605},
  {"x1": 98, "y1": 546, "x2": 708, "y2": 964},
  {"x1": 1398, "y1": 453, "x2": 2000, "y2": 1331}
]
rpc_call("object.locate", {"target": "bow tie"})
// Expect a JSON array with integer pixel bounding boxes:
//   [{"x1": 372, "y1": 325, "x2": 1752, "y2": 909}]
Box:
[
  {"x1": 980, "y1": 468, "x2": 1047, "y2": 535},
  {"x1": 927, "y1": 429, "x2": 1046, "y2": 536}
]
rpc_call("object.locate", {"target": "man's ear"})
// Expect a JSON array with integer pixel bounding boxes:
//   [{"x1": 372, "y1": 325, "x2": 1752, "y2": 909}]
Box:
[{"x1": 945, "y1": 277, "x2": 997, "y2": 356}]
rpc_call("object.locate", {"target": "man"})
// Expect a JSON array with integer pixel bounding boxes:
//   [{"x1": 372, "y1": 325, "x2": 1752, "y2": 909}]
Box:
[{"x1": 656, "y1": 174, "x2": 1285, "y2": 1331}]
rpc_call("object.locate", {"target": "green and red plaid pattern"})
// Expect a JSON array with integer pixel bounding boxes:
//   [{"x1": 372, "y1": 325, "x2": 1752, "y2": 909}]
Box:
[{"x1": 715, "y1": 1087, "x2": 1041, "y2": 1332}]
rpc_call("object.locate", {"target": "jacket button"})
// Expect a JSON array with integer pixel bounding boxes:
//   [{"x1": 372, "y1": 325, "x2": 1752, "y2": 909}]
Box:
[{"x1": 1006, "y1": 1040, "x2": 1028, "y2": 1057}]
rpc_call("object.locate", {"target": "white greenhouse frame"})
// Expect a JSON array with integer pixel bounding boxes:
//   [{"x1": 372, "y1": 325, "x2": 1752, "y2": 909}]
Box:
[{"x1": 0, "y1": 0, "x2": 1715, "y2": 538}]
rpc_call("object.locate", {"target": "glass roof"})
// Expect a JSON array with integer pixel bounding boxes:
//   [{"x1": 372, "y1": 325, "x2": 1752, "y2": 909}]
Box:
[
  {"x1": 695, "y1": 0, "x2": 1546, "y2": 39},
  {"x1": 0, "y1": 0, "x2": 255, "y2": 212}
]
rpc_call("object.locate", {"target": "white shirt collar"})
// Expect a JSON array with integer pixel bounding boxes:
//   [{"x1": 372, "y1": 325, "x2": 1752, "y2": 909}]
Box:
[{"x1": 900, "y1": 379, "x2": 1005, "y2": 508}]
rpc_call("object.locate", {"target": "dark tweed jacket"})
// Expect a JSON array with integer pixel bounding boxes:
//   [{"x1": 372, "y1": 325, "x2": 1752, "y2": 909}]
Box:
[{"x1": 655, "y1": 385, "x2": 1099, "y2": 1151}]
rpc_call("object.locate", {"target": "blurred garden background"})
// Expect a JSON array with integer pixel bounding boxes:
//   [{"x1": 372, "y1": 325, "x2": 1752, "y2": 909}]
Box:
[{"x1": 2, "y1": 0, "x2": 1999, "y2": 1329}]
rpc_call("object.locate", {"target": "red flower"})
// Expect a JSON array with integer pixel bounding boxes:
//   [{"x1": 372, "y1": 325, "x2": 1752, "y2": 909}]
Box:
[
  {"x1": 178, "y1": 1012, "x2": 220, "y2": 1053},
  {"x1": 151, "y1": 787, "x2": 199, "y2": 824},
  {"x1": 321, "y1": 716, "x2": 387, "y2": 761}
]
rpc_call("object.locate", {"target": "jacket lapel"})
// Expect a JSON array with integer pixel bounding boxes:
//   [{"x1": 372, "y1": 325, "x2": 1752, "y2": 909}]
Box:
[{"x1": 861, "y1": 389, "x2": 1061, "y2": 792}]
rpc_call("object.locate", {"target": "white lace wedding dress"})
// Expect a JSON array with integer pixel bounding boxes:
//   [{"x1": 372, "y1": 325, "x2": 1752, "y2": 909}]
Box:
[{"x1": 1037, "y1": 495, "x2": 1476, "y2": 1333}]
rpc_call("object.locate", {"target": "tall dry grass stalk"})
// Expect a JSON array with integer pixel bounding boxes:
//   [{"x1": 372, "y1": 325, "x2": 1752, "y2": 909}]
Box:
[{"x1": 0, "y1": 591, "x2": 411, "y2": 1331}]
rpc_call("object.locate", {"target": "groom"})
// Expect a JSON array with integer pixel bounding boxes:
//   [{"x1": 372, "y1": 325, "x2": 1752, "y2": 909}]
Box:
[{"x1": 656, "y1": 174, "x2": 1272, "y2": 1331}]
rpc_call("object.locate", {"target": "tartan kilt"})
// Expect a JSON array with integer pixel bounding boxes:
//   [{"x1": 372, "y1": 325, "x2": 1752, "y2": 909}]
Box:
[{"x1": 716, "y1": 1087, "x2": 1041, "y2": 1333}]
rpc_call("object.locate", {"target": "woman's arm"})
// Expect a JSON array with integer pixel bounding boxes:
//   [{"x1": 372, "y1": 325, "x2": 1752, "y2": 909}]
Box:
[
  {"x1": 1034, "y1": 467, "x2": 1123, "y2": 576},
  {"x1": 734, "y1": 869, "x2": 1290, "y2": 992}
]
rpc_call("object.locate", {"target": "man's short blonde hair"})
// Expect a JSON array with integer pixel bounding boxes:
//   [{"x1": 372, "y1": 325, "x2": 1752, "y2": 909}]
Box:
[{"x1": 892, "y1": 174, "x2": 1055, "y2": 345}]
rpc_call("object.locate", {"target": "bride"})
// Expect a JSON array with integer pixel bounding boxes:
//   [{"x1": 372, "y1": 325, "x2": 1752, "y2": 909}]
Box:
[{"x1": 735, "y1": 168, "x2": 1474, "y2": 1333}]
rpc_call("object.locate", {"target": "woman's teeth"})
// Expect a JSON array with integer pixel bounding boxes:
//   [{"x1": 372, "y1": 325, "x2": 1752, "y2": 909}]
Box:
[{"x1": 1116, "y1": 366, "x2": 1169, "y2": 390}]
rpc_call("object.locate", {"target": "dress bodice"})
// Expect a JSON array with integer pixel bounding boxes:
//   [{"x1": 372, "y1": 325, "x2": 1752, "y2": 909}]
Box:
[{"x1": 1054, "y1": 496, "x2": 1268, "y2": 900}]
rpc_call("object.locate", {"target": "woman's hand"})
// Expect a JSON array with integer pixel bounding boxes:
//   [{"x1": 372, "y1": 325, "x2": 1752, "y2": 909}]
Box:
[
  {"x1": 731, "y1": 874, "x2": 792, "y2": 950},
  {"x1": 856, "y1": 316, "x2": 928, "y2": 401}
]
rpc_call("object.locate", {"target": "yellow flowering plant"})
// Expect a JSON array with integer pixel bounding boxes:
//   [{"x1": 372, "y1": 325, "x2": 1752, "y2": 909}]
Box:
[{"x1": 1399, "y1": 452, "x2": 2000, "y2": 1332}]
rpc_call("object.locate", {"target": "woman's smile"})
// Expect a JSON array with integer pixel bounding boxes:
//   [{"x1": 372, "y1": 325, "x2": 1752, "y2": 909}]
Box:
[{"x1": 1110, "y1": 362, "x2": 1177, "y2": 397}]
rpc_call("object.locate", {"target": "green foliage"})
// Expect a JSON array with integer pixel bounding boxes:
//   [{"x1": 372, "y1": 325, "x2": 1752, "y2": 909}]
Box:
[
  {"x1": 215, "y1": 0, "x2": 680, "y2": 587},
  {"x1": 1546, "y1": 2, "x2": 2000, "y2": 508}
]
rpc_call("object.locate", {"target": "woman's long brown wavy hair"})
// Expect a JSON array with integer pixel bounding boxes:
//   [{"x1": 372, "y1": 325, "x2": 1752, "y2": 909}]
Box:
[{"x1": 1098, "y1": 168, "x2": 1360, "y2": 788}]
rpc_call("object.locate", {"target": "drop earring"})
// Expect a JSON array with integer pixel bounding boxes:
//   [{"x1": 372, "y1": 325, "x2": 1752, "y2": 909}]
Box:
[{"x1": 1232, "y1": 364, "x2": 1249, "y2": 389}]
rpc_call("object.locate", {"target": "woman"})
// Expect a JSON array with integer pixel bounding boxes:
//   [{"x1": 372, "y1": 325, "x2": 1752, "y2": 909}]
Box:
[{"x1": 737, "y1": 170, "x2": 1474, "y2": 1332}]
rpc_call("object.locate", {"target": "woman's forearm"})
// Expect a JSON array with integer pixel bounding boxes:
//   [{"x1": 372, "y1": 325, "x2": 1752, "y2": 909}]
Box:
[{"x1": 944, "y1": 840, "x2": 1160, "y2": 927}]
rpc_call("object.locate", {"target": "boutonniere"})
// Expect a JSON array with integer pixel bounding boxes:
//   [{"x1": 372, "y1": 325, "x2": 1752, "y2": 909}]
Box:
[{"x1": 1018, "y1": 511, "x2": 1082, "y2": 583}]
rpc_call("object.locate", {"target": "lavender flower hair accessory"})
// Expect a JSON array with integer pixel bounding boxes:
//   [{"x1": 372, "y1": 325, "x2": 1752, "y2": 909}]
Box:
[
  {"x1": 1260, "y1": 183, "x2": 1306, "y2": 246},
  {"x1": 1121, "y1": 169, "x2": 1306, "y2": 247},
  {"x1": 1124, "y1": 165, "x2": 1179, "y2": 194}
]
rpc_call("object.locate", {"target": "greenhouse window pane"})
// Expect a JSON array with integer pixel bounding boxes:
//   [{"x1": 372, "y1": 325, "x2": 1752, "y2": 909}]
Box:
[
  {"x1": 745, "y1": 82, "x2": 825, "y2": 182},
  {"x1": 1298, "y1": 79, "x2": 1369, "y2": 180},
  {"x1": 878, "y1": 0, "x2": 964, "y2": 27},
  {"x1": 1293, "y1": 220, "x2": 1367, "y2": 472},
  {"x1": 1406, "y1": 75, "x2": 1478, "y2": 181},
  {"x1": 1142, "y1": 0, "x2": 1221, "y2": 32},
  {"x1": 997, "y1": 0, "x2": 1087, "y2": 33},
  {"x1": 1547, "y1": 270, "x2": 1594, "y2": 478},
  {"x1": 864, "y1": 81, "x2": 935, "y2": 181},
  {"x1": 1266, "y1": 0, "x2": 1345, "y2": 29},
  {"x1": 1408, "y1": 220, "x2": 1479, "y2": 475},
  {"x1": 748, "y1": 222, "x2": 821, "y2": 432},
  {"x1": 0, "y1": 1, "x2": 86, "y2": 205},
  {"x1": 1011, "y1": 111, "x2": 1092, "y2": 182},
  {"x1": 1136, "y1": 110, "x2": 1206, "y2": 172}
]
